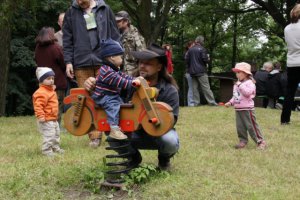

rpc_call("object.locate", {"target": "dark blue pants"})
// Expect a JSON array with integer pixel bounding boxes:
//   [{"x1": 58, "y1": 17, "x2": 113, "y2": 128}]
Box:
[{"x1": 281, "y1": 67, "x2": 300, "y2": 123}]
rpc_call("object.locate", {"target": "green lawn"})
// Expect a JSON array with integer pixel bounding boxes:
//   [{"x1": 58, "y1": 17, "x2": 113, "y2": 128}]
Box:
[{"x1": 1, "y1": 106, "x2": 300, "y2": 199}]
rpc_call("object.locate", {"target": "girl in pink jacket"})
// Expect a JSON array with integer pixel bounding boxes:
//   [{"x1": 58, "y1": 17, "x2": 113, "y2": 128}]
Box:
[{"x1": 225, "y1": 62, "x2": 266, "y2": 150}]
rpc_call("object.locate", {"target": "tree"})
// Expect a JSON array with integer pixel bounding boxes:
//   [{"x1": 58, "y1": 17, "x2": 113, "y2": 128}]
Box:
[
  {"x1": 2, "y1": 0, "x2": 70, "y2": 116},
  {"x1": 250, "y1": 0, "x2": 300, "y2": 37},
  {"x1": 121, "y1": 0, "x2": 188, "y2": 44},
  {"x1": 0, "y1": 0, "x2": 13, "y2": 116}
]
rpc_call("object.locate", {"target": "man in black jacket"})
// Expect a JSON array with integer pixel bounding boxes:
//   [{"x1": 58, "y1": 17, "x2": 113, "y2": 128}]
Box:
[
  {"x1": 254, "y1": 61, "x2": 273, "y2": 108},
  {"x1": 63, "y1": 0, "x2": 120, "y2": 147},
  {"x1": 185, "y1": 35, "x2": 217, "y2": 106},
  {"x1": 84, "y1": 44, "x2": 180, "y2": 170}
]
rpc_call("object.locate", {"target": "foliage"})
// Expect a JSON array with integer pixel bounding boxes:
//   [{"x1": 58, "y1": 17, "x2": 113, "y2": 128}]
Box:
[
  {"x1": 82, "y1": 165, "x2": 106, "y2": 194},
  {"x1": 105, "y1": 0, "x2": 123, "y2": 12},
  {"x1": 5, "y1": 38, "x2": 36, "y2": 116},
  {"x1": 122, "y1": 163, "x2": 159, "y2": 185},
  {"x1": 6, "y1": 73, "x2": 33, "y2": 115},
  {"x1": 10, "y1": 38, "x2": 35, "y2": 69},
  {"x1": 81, "y1": 161, "x2": 167, "y2": 194},
  {"x1": 122, "y1": 163, "x2": 170, "y2": 196}
]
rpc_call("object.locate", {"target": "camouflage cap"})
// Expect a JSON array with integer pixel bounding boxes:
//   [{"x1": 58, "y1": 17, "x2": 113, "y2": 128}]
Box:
[{"x1": 115, "y1": 10, "x2": 129, "y2": 21}]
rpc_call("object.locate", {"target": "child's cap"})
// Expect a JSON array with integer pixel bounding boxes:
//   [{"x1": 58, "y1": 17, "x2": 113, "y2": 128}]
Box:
[
  {"x1": 99, "y1": 39, "x2": 124, "y2": 59},
  {"x1": 232, "y1": 62, "x2": 252, "y2": 75},
  {"x1": 36, "y1": 67, "x2": 55, "y2": 83}
]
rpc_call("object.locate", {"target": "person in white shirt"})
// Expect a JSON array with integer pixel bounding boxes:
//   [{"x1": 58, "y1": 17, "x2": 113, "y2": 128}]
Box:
[{"x1": 281, "y1": 3, "x2": 300, "y2": 125}]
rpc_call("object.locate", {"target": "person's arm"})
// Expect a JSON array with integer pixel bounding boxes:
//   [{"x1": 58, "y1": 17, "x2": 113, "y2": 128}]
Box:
[
  {"x1": 238, "y1": 81, "x2": 255, "y2": 97},
  {"x1": 201, "y1": 48, "x2": 209, "y2": 64},
  {"x1": 135, "y1": 31, "x2": 146, "y2": 50},
  {"x1": 226, "y1": 84, "x2": 237, "y2": 107},
  {"x1": 158, "y1": 85, "x2": 179, "y2": 124},
  {"x1": 100, "y1": 66, "x2": 133, "y2": 90},
  {"x1": 84, "y1": 77, "x2": 96, "y2": 92},
  {"x1": 168, "y1": 89, "x2": 179, "y2": 123},
  {"x1": 55, "y1": 45, "x2": 66, "y2": 72},
  {"x1": 62, "y1": 8, "x2": 74, "y2": 78},
  {"x1": 106, "y1": 6, "x2": 121, "y2": 43},
  {"x1": 33, "y1": 92, "x2": 47, "y2": 121},
  {"x1": 185, "y1": 50, "x2": 190, "y2": 69}
]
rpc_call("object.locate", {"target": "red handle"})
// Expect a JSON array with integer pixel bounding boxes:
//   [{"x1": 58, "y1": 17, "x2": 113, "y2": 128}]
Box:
[{"x1": 149, "y1": 117, "x2": 158, "y2": 124}]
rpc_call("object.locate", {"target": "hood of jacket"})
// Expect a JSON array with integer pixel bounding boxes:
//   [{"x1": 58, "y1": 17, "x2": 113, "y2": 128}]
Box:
[
  {"x1": 268, "y1": 69, "x2": 280, "y2": 78},
  {"x1": 72, "y1": 0, "x2": 106, "y2": 10}
]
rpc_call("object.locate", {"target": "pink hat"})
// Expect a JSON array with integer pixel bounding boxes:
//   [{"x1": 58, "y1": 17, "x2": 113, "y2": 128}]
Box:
[{"x1": 232, "y1": 62, "x2": 252, "y2": 75}]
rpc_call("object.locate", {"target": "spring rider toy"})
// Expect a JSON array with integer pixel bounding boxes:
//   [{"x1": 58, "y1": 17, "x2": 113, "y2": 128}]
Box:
[
  {"x1": 63, "y1": 76, "x2": 174, "y2": 184},
  {"x1": 63, "y1": 76, "x2": 174, "y2": 136}
]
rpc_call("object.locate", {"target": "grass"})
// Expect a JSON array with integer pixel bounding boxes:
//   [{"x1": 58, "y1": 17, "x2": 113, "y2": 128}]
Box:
[{"x1": 1, "y1": 106, "x2": 300, "y2": 199}]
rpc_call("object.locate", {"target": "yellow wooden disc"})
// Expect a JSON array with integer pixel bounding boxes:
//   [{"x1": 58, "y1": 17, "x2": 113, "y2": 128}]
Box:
[
  {"x1": 63, "y1": 106, "x2": 93, "y2": 136},
  {"x1": 141, "y1": 102, "x2": 174, "y2": 137}
]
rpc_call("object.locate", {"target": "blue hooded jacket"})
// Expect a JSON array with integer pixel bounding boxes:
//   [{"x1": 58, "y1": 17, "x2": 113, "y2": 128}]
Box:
[{"x1": 63, "y1": 0, "x2": 121, "y2": 68}]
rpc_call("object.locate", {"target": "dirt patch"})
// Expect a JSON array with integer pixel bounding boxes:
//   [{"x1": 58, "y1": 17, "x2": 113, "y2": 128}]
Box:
[{"x1": 63, "y1": 184, "x2": 141, "y2": 200}]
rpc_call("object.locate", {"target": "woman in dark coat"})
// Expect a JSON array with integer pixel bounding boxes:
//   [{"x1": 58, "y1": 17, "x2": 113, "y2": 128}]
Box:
[{"x1": 35, "y1": 27, "x2": 67, "y2": 127}]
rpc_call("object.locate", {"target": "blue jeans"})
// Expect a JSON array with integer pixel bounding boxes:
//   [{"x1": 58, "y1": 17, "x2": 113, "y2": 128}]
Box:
[
  {"x1": 93, "y1": 94, "x2": 123, "y2": 126},
  {"x1": 185, "y1": 73, "x2": 195, "y2": 106},
  {"x1": 108, "y1": 129, "x2": 180, "y2": 157}
]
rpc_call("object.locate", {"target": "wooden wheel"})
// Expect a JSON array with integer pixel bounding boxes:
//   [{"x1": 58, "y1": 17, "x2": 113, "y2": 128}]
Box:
[
  {"x1": 141, "y1": 102, "x2": 174, "y2": 137},
  {"x1": 64, "y1": 106, "x2": 93, "y2": 136}
]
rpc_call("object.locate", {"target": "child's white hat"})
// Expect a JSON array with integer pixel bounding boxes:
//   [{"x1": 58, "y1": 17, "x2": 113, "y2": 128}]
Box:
[
  {"x1": 232, "y1": 62, "x2": 252, "y2": 75},
  {"x1": 36, "y1": 67, "x2": 55, "y2": 82}
]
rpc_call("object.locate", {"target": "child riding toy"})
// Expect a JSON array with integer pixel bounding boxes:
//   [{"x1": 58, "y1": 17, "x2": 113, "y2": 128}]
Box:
[{"x1": 63, "y1": 77, "x2": 174, "y2": 137}]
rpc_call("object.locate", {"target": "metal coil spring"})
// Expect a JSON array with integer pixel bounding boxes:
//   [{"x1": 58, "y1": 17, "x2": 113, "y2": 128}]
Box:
[{"x1": 104, "y1": 138, "x2": 134, "y2": 184}]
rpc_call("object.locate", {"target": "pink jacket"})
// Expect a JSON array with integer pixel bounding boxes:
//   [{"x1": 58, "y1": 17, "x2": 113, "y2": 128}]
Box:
[{"x1": 229, "y1": 79, "x2": 256, "y2": 110}]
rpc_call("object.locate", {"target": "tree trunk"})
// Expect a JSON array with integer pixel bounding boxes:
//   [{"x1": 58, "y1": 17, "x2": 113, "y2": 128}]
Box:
[
  {"x1": 0, "y1": 19, "x2": 11, "y2": 116},
  {"x1": 250, "y1": 0, "x2": 298, "y2": 35},
  {"x1": 231, "y1": 12, "x2": 238, "y2": 68},
  {"x1": 123, "y1": 0, "x2": 174, "y2": 44}
]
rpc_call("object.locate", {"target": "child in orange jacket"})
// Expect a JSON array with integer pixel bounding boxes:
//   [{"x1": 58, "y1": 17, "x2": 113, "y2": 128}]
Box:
[{"x1": 33, "y1": 67, "x2": 64, "y2": 156}]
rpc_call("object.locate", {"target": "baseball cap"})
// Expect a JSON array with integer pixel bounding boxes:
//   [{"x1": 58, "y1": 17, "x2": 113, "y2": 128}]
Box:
[{"x1": 115, "y1": 11, "x2": 129, "y2": 21}]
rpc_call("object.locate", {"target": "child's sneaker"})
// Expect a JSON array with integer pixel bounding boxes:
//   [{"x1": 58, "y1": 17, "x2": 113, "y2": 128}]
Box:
[
  {"x1": 89, "y1": 139, "x2": 101, "y2": 148},
  {"x1": 275, "y1": 103, "x2": 283, "y2": 110},
  {"x1": 257, "y1": 140, "x2": 267, "y2": 150},
  {"x1": 235, "y1": 141, "x2": 247, "y2": 149},
  {"x1": 110, "y1": 127, "x2": 127, "y2": 140},
  {"x1": 54, "y1": 149, "x2": 65, "y2": 154},
  {"x1": 43, "y1": 151, "x2": 55, "y2": 157}
]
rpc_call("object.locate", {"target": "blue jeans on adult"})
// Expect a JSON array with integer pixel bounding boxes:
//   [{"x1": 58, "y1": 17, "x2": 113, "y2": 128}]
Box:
[
  {"x1": 108, "y1": 128, "x2": 180, "y2": 158},
  {"x1": 185, "y1": 73, "x2": 195, "y2": 106},
  {"x1": 93, "y1": 94, "x2": 123, "y2": 126},
  {"x1": 130, "y1": 128, "x2": 179, "y2": 157}
]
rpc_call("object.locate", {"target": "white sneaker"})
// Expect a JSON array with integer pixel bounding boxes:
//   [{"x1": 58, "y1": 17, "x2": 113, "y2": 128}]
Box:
[
  {"x1": 54, "y1": 149, "x2": 65, "y2": 154},
  {"x1": 89, "y1": 139, "x2": 100, "y2": 148},
  {"x1": 43, "y1": 152, "x2": 55, "y2": 157},
  {"x1": 275, "y1": 103, "x2": 283, "y2": 110},
  {"x1": 109, "y1": 127, "x2": 127, "y2": 140}
]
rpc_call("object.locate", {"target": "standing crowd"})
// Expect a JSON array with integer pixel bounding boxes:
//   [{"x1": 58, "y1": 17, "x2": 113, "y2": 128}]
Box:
[{"x1": 32, "y1": 0, "x2": 300, "y2": 170}]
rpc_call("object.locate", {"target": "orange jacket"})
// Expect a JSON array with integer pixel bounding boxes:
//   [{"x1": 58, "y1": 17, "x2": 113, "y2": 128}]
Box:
[{"x1": 32, "y1": 84, "x2": 58, "y2": 121}]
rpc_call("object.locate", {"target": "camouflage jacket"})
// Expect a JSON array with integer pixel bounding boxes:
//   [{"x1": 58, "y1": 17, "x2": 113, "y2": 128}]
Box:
[{"x1": 121, "y1": 25, "x2": 146, "y2": 75}]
